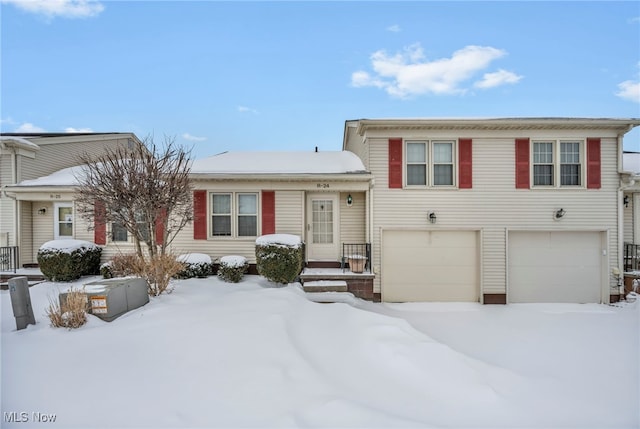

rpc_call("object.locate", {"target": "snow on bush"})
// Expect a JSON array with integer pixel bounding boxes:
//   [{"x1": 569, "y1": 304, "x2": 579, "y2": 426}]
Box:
[
  {"x1": 217, "y1": 255, "x2": 249, "y2": 283},
  {"x1": 255, "y1": 234, "x2": 303, "y2": 284},
  {"x1": 37, "y1": 239, "x2": 102, "y2": 282},
  {"x1": 175, "y1": 253, "x2": 213, "y2": 279}
]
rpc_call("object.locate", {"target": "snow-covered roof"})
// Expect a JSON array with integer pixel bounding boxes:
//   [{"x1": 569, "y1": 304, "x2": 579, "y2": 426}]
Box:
[
  {"x1": 0, "y1": 136, "x2": 40, "y2": 151},
  {"x1": 191, "y1": 151, "x2": 367, "y2": 175},
  {"x1": 14, "y1": 165, "x2": 84, "y2": 187}
]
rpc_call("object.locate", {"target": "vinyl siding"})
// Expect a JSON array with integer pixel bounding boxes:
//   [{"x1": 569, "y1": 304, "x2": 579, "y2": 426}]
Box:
[
  {"x1": 19, "y1": 137, "x2": 132, "y2": 181},
  {"x1": 0, "y1": 155, "x2": 15, "y2": 245},
  {"x1": 624, "y1": 193, "x2": 633, "y2": 243},
  {"x1": 275, "y1": 191, "x2": 304, "y2": 236},
  {"x1": 364, "y1": 131, "x2": 620, "y2": 297},
  {"x1": 339, "y1": 192, "x2": 366, "y2": 245},
  {"x1": 30, "y1": 201, "x2": 53, "y2": 263}
]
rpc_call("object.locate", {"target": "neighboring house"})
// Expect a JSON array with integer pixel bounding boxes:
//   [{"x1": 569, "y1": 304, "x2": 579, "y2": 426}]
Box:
[
  {"x1": 3, "y1": 118, "x2": 640, "y2": 305},
  {"x1": 0, "y1": 133, "x2": 142, "y2": 267},
  {"x1": 621, "y1": 151, "x2": 640, "y2": 280}
]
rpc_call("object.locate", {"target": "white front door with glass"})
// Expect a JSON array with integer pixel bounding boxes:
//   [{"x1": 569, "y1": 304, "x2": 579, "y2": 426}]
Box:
[
  {"x1": 54, "y1": 203, "x2": 74, "y2": 239},
  {"x1": 306, "y1": 194, "x2": 339, "y2": 261}
]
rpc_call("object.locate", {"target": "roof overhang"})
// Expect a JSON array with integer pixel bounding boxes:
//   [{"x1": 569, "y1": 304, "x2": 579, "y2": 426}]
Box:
[
  {"x1": 353, "y1": 118, "x2": 640, "y2": 135},
  {"x1": 189, "y1": 172, "x2": 373, "y2": 182}
]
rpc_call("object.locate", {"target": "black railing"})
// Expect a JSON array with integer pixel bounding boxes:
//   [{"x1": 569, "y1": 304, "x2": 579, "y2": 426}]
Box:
[
  {"x1": 341, "y1": 243, "x2": 371, "y2": 273},
  {"x1": 0, "y1": 246, "x2": 19, "y2": 273},
  {"x1": 624, "y1": 243, "x2": 640, "y2": 272}
]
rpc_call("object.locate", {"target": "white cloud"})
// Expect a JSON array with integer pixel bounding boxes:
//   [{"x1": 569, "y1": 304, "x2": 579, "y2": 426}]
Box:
[
  {"x1": 386, "y1": 24, "x2": 401, "y2": 32},
  {"x1": 14, "y1": 122, "x2": 45, "y2": 133},
  {"x1": 182, "y1": 133, "x2": 207, "y2": 142},
  {"x1": 1, "y1": 0, "x2": 104, "y2": 19},
  {"x1": 237, "y1": 106, "x2": 259, "y2": 114},
  {"x1": 616, "y1": 80, "x2": 640, "y2": 103},
  {"x1": 65, "y1": 127, "x2": 93, "y2": 133},
  {"x1": 351, "y1": 43, "x2": 520, "y2": 98},
  {"x1": 474, "y1": 69, "x2": 523, "y2": 89}
]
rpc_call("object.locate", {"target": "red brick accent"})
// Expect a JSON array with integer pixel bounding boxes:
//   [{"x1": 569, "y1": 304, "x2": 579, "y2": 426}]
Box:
[
  {"x1": 483, "y1": 293, "x2": 507, "y2": 304},
  {"x1": 345, "y1": 278, "x2": 374, "y2": 300}
]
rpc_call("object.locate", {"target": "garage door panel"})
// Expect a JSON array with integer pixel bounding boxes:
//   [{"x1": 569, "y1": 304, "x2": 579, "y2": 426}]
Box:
[
  {"x1": 382, "y1": 230, "x2": 479, "y2": 302},
  {"x1": 508, "y1": 231, "x2": 602, "y2": 303}
]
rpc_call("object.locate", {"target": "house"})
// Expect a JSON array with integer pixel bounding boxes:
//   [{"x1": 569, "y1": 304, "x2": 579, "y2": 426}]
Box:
[
  {"x1": 0, "y1": 133, "x2": 142, "y2": 269},
  {"x1": 3, "y1": 118, "x2": 640, "y2": 304}
]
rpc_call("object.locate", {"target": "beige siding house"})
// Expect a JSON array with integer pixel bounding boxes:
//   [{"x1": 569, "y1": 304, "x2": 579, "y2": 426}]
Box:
[
  {"x1": 344, "y1": 118, "x2": 640, "y2": 304},
  {"x1": 0, "y1": 133, "x2": 141, "y2": 266},
  {"x1": 3, "y1": 118, "x2": 640, "y2": 304}
]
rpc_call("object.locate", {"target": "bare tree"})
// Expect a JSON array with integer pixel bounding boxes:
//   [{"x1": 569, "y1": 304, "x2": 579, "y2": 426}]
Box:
[{"x1": 75, "y1": 135, "x2": 193, "y2": 260}]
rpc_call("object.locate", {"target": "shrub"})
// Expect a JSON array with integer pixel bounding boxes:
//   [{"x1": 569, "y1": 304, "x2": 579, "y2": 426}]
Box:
[
  {"x1": 218, "y1": 255, "x2": 249, "y2": 283},
  {"x1": 37, "y1": 240, "x2": 102, "y2": 282},
  {"x1": 46, "y1": 288, "x2": 87, "y2": 329},
  {"x1": 255, "y1": 234, "x2": 304, "y2": 284},
  {"x1": 104, "y1": 253, "x2": 140, "y2": 278},
  {"x1": 135, "y1": 253, "x2": 184, "y2": 296},
  {"x1": 175, "y1": 253, "x2": 213, "y2": 279}
]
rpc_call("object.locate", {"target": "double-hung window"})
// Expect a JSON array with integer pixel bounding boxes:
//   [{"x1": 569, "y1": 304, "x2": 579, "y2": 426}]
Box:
[
  {"x1": 111, "y1": 210, "x2": 150, "y2": 243},
  {"x1": 211, "y1": 192, "x2": 258, "y2": 238},
  {"x1": 405, "y1": 140, "x2": 455, "y2": 187},
  {"x1": 532, "y1": 140, "x2": 583, "y2": 187}
]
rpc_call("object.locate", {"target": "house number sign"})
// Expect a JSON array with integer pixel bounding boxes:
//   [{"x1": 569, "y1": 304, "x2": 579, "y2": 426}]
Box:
[
  {"x1": 316, "y1": 183, "x2": 330, "y2": 189},
  {"x1": 49, "y1": 194, "x2": 62, "y2": 199}
]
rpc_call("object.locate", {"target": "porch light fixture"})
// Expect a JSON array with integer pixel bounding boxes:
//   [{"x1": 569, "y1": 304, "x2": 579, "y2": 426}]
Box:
[
  {"x1": 37, "y1": 207, "x2": 47, "y2": 215},
  {"x1": 624, "y1": 195, "x2": 630, "y2": 208},
  {"x1": 428, "y1": 211, "x2": 437, "y2": 224},
  {"x1": 554, "y1": 208, "x2": 566, "y2": 220},
  {"x1": 346, "y1": 194, "x2": 353, "y2": 206}
]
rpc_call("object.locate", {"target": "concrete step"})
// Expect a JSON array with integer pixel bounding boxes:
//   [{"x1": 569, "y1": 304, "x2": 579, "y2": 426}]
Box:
[{"x1": 302, "y1": 280, "x2": 348, "y2": 293}]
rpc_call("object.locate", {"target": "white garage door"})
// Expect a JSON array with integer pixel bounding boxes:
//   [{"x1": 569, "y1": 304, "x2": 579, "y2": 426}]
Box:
[
  {"x1": 508, "y1": 231, "x2": 603, "y2": 303},
  {"x1": 382, "y1": 230, "x2": 479, "y2": 302}
]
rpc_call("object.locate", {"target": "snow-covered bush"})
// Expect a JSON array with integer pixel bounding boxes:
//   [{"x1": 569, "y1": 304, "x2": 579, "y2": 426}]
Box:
[
  {"x1": 37, "y1": 239, "x2": 102, "y2": 282},
  {"x1": 46, "y1": 287, "x2": 87, "y2": 329},
  {"x1": 174, "y1": 253, "x2": 213, "y2": 279},
  {"x1": 218, "y1": 255, "x2": 249, "y2": 283},
  {"x1": 255, "y1": 234, "x2": 304, "y2": 284}
]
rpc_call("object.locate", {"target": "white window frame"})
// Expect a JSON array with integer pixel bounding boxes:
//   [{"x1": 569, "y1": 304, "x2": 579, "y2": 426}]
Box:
[
  {"x1": 210, "y1": 192, "x2": 259, "y2": 239},
  {"x1": 54, "y1": 202, "x2": 74, "y2": 239},
  {"x1": 404, "y1": 140, "x2": 457, "y2": 188},
  {"x1": 109, "y1": 211, "x2": 150, "y2": 244},
  {"x1": 531, "y1": 139, "x2": 585, "y2": 188}
]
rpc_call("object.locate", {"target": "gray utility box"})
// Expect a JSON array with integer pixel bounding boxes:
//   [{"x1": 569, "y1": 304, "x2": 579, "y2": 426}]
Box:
[{"x1": 60, "y1": 278, "x2": 149, "y2": 322}]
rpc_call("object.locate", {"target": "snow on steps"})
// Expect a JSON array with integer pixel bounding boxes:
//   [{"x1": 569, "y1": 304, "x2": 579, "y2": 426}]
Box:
[{"x1": 302, "y1": 280, "x2": 359, "y2": 304}]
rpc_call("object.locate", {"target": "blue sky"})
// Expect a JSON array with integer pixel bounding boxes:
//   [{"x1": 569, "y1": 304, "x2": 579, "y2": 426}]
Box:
[{"x1": 1, "y1": 0, "x2": 639, "y2": 159}]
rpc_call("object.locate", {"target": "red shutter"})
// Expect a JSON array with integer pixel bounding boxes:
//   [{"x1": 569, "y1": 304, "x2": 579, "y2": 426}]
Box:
[
  {"x1": 587, "y1": 138, "x2": 601, "y2": 189},
  {"x1": 193, "y1": 190, "x2": 207, "y2": 240},
  {"x1": 94, "y1": 200, "x2": 106, "y2": 245},
  {"x1": 388, "y1": 138, "x2": 403, "y2": 189},
  {"x1": 515, "y1": 138, "x2": 530, "y2": 189},
  {"x1": 261, "y1": 191, "x2": 276, "y2": 235},
  {"x1": 458, "y1": 138, "x2": 473, "y2": 189},
  {"x1": 155, "y1": 208, "x2": 166, "y2": 245}
]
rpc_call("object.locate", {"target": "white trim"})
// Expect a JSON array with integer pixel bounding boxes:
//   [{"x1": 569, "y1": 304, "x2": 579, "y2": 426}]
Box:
[{"x1": 53, "y1": 202, "x2": 74, "y2": 239}]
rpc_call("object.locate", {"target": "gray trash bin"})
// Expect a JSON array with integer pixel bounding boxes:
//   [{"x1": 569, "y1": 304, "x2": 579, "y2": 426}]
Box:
[
  {"x1": 60, "y1": 277, "x2": 149, "y2": 322},
  {"x1": 8, "y1": 276, "x2": 36, "y2": 330}
]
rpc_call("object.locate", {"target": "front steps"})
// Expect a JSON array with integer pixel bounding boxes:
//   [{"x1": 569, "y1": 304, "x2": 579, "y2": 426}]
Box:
[{"x1": 300, "y1": 266, "x2": 378, "y2": 302}]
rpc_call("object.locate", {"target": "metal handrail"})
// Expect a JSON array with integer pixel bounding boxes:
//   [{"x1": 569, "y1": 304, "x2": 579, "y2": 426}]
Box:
[
  {"x1": 341, "y1": 243, "x2": 371, "y2": 273},
  {"x1": 0, "y1": 246, "x2": 19, "y2": 273}
]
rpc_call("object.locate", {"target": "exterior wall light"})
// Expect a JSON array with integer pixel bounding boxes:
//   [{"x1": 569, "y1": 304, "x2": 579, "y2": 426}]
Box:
[
  {"x1": 624, "y1": 195, "x2": 630, "y2": 208},
  {"x1": 428, "y1": 211, "x2": 437, "y2": 224},
  {"x1": 346, "y1": 194, "x2": 353, "y2": 206},
  {"x1": 37, "y1": 207, "x2": 47, "y2": 215},
  {"x1": 554, "y1": 208, "x2": 566, "y2": 220}
]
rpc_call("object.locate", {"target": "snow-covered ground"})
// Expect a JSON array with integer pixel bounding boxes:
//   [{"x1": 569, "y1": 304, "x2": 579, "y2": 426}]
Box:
[{"x1": 1, "y1": 274, "x2": 639, "y2": 428}]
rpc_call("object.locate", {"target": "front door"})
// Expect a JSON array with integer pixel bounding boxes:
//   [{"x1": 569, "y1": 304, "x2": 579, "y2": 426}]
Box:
[{"x1": 306, "y1": 194, "x2": 339, "y2": 261}]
